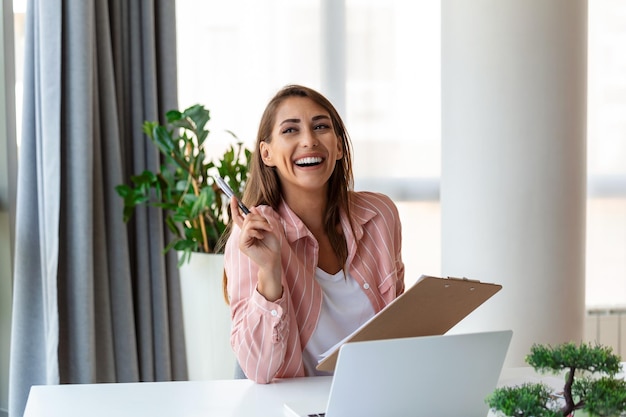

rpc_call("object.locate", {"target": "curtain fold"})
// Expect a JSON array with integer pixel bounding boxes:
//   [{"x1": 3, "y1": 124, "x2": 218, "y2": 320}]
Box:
[{"x1": 9, "y1": 0, "x2": 186, "y2": 415}]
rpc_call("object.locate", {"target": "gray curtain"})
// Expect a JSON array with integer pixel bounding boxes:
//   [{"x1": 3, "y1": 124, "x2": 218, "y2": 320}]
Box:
[{"x1": 9, "y1": 1, "x2": 186, "y2": 416}]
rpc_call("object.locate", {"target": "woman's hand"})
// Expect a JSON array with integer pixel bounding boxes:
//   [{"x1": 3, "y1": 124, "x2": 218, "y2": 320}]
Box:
[{"x1": 230, "y1": 197, "x2": 283, "y2": 301}]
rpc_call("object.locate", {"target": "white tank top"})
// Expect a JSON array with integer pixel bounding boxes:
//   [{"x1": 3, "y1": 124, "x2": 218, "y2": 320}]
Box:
[{"x1": 302, "y1": 267, "x2": 375, "y2": 376}]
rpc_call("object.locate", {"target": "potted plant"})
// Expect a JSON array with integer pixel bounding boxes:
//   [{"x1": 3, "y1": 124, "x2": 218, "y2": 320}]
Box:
[
  {"x1": 487, "y1": 342, "x2": 626, "y2": 417},
  {"x1": 116, "y1": 104, "x2": 251, "y2": 380},
  {"x1": 115, "y1": 103, "x2": 250, "y2": 263}
]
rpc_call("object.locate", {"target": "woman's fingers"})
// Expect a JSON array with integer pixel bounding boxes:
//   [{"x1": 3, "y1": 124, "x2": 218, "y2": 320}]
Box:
[
  {"x1": 230, "y1": 197, "x2": 272, "y2": 230},
  {"x1": 230, "y1": 197, "x2": 245, "y2": 227}
]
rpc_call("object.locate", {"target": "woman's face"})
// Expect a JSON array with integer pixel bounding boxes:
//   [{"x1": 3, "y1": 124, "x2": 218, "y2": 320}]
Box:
[{"x1": 260, "y1": 96, "x2": 343, "y2": 197}]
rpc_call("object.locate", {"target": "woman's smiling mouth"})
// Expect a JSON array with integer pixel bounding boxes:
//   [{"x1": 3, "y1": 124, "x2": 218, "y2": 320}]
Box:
[{"x1": 294, "y1": 156, "x2": 324, "y2": 167}]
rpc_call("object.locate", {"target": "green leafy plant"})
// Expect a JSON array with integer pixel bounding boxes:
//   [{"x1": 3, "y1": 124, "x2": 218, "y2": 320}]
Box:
[
  {"x1": 487, "y1": 342, "x2": 626, "y2": 417},
  {"x1": 115, "y1": 104, "x2": 251, "y2": 263}
]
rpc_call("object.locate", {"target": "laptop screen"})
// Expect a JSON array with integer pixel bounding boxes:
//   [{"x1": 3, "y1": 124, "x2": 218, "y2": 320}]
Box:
[{"x1": 285, "y1": 330, "x2": 512, "y2": 417}]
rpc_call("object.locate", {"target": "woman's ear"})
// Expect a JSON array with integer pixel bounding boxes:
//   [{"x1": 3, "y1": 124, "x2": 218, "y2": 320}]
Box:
[
  {"x1": 260, "y1": 142, "x2": 275, "y2": 167},
  {"x1": 336, "y1": 140, "x2": 343, "y2": 160}
]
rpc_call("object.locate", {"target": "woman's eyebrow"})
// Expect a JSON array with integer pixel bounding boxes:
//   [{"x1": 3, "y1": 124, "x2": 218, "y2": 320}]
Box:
[
  {"x1": 279, "y1": 118, "x2": 300, "y2": 126},
  {"x1": 279, "y1": 115, "x2": 330, "y2": 126}
]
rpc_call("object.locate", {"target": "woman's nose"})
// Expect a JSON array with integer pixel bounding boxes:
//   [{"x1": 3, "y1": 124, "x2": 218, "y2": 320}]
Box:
[{"x1": 301, "y1": 127, "x2": 318, "y2": 147}]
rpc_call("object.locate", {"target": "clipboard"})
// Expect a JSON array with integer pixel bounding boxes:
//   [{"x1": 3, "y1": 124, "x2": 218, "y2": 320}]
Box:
[{"x1": 315, "y1": 274, "x2": 502, "y2": 372}]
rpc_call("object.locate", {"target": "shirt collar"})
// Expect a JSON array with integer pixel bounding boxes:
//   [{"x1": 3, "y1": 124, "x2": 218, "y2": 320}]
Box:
[{"x1": 278, "y1": 195, "x2": 377, "y2": 244}]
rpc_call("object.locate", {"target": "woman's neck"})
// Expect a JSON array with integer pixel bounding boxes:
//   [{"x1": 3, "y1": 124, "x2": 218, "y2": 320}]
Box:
[
  {"x1": 285, "y1": 189, "x2": 343, "y2": 274},
  {"x1": 283, "y1": 189, "x2": 327, "y2": 235}
]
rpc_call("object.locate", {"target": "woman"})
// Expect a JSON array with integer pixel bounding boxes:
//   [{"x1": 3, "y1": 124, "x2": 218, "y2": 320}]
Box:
[{"x1": 224, "y1": 85, "x2": 404, "y2": 383}]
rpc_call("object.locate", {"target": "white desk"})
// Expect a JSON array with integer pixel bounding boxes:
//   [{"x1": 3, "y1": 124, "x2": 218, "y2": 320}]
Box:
[
  {"x1": 24, "y1": 376, "x2": 333, "y2": 417},
  {"x1": 22, "y1": 367, "x2": 574, "y2": 417}
]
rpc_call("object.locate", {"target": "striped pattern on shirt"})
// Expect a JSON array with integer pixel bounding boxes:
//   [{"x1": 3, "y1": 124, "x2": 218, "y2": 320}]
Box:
[{"x1": 224, "y1": 191, "x2": 405, "y2": 383}]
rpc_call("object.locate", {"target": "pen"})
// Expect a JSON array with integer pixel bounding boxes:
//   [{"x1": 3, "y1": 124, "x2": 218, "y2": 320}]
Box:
[{"x1": 214, "y1": 175, "x2": 250, "y2": 215}]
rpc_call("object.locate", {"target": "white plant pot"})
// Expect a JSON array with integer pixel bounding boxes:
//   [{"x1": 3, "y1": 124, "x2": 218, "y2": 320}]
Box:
[{"x1": 178, "y1": 252, "x2": 234, "y2": 380}]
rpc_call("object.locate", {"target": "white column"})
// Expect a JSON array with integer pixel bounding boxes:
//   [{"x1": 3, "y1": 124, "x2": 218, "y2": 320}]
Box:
[
  {"x1": 441, "y1": 0, "x2": 587, "y2": 367},
  {"x1": 320, "y1": 0, "x2": 346, "y2": 116}
]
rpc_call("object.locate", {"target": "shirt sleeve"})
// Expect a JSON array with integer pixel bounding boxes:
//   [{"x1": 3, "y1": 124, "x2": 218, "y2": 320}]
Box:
[
  {"x1": 392, "y1": 198, "x2": 405, "y2": 297},
  {"x1": 223, "y1": 220, "x2": 291, "y2": 384}
]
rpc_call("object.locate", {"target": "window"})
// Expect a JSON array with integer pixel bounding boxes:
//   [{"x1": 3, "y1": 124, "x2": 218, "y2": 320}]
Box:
[{"x1": 586, "y1": 1, "x2": 626, "y2": 307}]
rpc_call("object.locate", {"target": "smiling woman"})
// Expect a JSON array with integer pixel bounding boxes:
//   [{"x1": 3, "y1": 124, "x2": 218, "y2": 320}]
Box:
[{"x1": 222, "y1": 85, "x2": 405, "y2": 383}]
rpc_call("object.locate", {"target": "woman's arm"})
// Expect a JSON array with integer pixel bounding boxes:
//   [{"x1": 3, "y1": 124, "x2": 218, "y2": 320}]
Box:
[{"x1": 224, "y1": 204, "x2": 291, "y2": 383}]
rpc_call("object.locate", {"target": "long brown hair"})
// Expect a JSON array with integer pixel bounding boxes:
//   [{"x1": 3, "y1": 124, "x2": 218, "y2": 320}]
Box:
[{"x1": 221, "y1": 85, "x2": 355, "y2": 301}]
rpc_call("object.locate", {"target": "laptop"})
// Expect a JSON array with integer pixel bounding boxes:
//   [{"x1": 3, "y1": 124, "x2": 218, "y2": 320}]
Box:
[{"x1": 283, "y1": 330, "x2": 513, "y2": 417}]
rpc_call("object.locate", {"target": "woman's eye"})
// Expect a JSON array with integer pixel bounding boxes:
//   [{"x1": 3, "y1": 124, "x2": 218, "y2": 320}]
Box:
[
  {"x1": 314, "y1": 124, "x2": 330, "y2": 130},
  {"x1": 282, "y1": 127, "x2": 297, "y2": 134}
]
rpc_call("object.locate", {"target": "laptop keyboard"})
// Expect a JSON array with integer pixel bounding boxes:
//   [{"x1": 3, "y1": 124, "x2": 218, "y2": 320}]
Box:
[{"x1": 307, "y1": 414, "x2": 325, "y2": 417}]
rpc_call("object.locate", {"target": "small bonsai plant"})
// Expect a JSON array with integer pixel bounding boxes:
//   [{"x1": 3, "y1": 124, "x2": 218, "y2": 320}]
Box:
[
  {"x1": 116, "y1": 104, "x2": 251, "y2": 264},
  {"x1": 487, "y1": 342, "x2": 626, "y2": 417}
]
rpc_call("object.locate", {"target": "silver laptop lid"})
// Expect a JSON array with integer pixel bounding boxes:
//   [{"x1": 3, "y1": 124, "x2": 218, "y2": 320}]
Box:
[{"x1": 325, "y1": 330, "x2": 513, "y2": 417}]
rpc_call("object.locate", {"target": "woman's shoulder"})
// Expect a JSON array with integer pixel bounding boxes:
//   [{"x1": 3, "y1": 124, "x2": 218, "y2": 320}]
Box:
[
  {"x1": 350, "y1": 190, "x2": 398, "y2": 213},
  {"x1": 348, "y1": 191, "x2": 401, "y2": 241},
  {"x1": 349, "y1": 191, "x2": 400, "y2": 225}
]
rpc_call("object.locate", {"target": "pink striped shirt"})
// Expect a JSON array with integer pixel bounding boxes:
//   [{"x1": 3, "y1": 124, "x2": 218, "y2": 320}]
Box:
[{"x1": 224, "y1": 191, "x2": 405, "y2": 383}]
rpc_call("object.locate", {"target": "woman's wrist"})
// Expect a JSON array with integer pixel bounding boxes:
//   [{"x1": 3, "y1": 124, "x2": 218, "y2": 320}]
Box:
[{"x1": 257, "y1": 262, "x2": 283, "y2": 301}]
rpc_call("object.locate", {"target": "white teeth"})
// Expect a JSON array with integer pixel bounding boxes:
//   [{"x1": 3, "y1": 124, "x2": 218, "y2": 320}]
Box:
[{"x1": 295, "y1": 157, "x2": 323, "y2": 166}]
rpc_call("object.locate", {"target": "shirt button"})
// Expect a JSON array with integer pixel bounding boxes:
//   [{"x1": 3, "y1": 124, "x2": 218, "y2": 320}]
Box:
[
  {"x1": 363, "y1": 283, "x2": 370, "y2": 290},
  {"x1": 271, "y1": 310, "x2": 278, "y2": 317}
]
